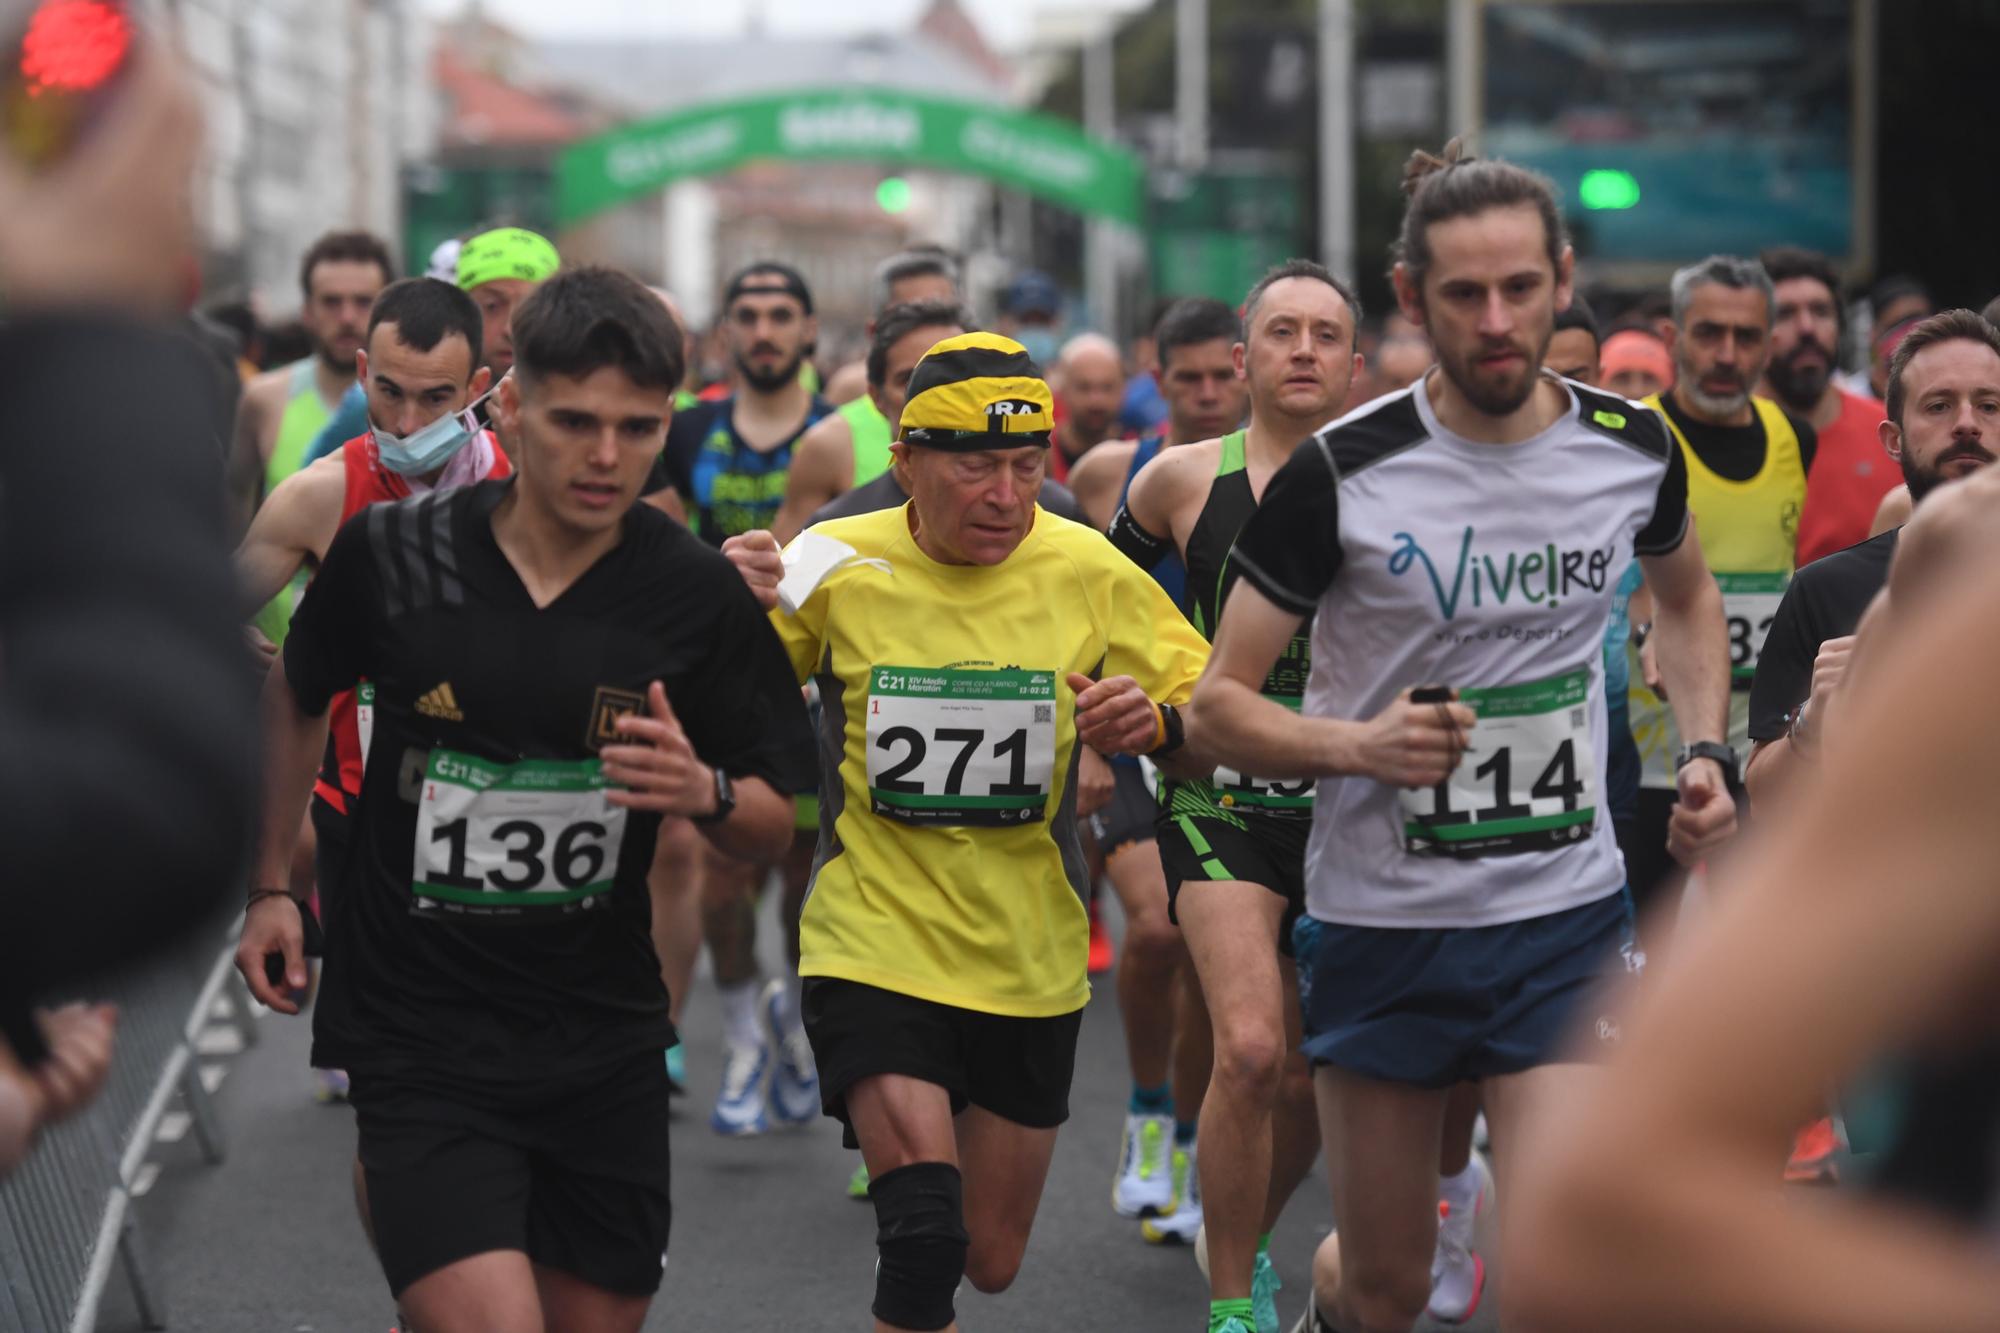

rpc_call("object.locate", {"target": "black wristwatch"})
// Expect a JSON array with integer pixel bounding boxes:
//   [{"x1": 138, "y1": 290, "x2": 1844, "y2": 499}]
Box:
[
  {"x1": 1675, "y1": 741, "x2": 1740, "y2": 789},
  {"x1": 1149, "y1": 702, "x2": 1187, "y2": 756},
  {"x1": 692, "y1": 766, "x2": 736, "y2": 825}
]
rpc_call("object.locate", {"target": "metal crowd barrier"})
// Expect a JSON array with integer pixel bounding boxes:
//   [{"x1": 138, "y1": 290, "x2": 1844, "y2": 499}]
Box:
[{"x1": 0, "y1": 914, "x2": 256, "y2": 1332}]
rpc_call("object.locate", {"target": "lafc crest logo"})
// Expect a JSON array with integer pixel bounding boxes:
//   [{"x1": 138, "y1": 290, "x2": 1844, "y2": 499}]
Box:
[
  {"x1": 588, "y1": 686, "x2": 646, "y2": 750},
  {"x1": 985, "y1": 398, "x2": 1043, "y2": 432}
]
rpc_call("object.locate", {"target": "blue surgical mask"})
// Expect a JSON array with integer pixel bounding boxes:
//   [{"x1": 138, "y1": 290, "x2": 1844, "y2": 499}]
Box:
[
  {"x1": 372, "y1": 388, "x2": 492, "y2": 477},
  {"x1": 1014, "y1": 327, "x2": 1061, "y2": 368}
]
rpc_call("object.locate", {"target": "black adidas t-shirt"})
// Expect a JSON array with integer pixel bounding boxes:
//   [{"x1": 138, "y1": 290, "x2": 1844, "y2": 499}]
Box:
[{"x1": 283, "y1": 479, "x2": 814, "y2": 1089}]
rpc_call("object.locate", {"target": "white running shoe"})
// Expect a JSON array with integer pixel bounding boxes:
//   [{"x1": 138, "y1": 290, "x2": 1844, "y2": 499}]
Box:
[
  {"x1": 1428, "y1": 1155, "x2": 1491, "y2": 1324},
  {"x1": 1140, "y1": 1144, "x2": 1203, "y2": 1245},
  {"x1": 1288, "y1": 1300, "x2": 1333, "y2": 1333},
  {"x1": 759, "y1": 979, "x2": 820, "y2": 1128},
  {"x1": 1111, "y1": 1111, "x2": 1175, "y2": 1217},
  {"x1": 709, "y1": 1037, "x2": 773, "y2": 1137}
]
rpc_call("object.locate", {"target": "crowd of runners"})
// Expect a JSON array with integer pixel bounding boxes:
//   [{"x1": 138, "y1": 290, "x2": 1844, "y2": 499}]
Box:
[{"x1": 9, "y1": 48, "x2": 1991, "y2": 1330}]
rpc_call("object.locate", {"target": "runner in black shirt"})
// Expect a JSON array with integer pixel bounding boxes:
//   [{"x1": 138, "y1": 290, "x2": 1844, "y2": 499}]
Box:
[
  {"x1": 1744, "y1": 529, "x2": 1895, "y2": 750},
  {"x1": 1746, "y1": 310, "x2": 2000, "y2": 808},
  {"x1": 237, "y1": 267, "x2": 812, "y2": 1331}
]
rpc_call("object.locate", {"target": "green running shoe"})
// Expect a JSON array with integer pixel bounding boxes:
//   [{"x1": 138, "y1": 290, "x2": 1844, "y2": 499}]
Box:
[
  {"x1": 664, "y1": 1044, "x2": 686, "y2": 1096},
  {"x1": 847, "y1": 1161, "x2": 871, "y2": 1200},
  {"x1": 1252, "y1": 1250, "x2": 1283, "y2": 1333}
]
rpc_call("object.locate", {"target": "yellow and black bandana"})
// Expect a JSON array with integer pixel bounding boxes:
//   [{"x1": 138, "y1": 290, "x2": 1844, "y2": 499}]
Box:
[{"x1": 899, "y1": 332, "x2": 1054, "y2": 451}]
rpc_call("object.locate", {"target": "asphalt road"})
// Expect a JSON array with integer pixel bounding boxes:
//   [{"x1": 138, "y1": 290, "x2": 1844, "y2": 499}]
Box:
[{"x1": 99, "y1": 892, "x2": 1500, "y2": 1332}]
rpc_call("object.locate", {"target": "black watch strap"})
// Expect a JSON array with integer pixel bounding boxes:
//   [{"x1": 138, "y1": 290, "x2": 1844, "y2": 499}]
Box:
[
  {"x1": 692, "y1": 766, "x2": 735, "y2": 825},
  {"x1": 1676, "y1": 740, "x2": 1740, "y2": 783},
  {"x1": 1149, "y1": 702, "x2": 1186, "y2": 756}
]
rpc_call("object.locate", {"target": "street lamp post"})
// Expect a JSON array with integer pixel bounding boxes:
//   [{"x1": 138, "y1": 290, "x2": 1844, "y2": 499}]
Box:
[
  {"x1": 1318, "y1": 0, "x2": 1356, "y2": 286},
  {"x1": 1176, "y1": 0, "x2": 1208, "y2": 172},
  {"x1": 1083, "y1": 25, "x2": 1120, "y2": 337}
]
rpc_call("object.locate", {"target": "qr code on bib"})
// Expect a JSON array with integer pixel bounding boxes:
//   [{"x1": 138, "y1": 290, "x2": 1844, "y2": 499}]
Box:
[
  {"x1": 1570, "y1": 707, "x2": 1586, "y2": 728},
  {"x1": 1034, "y1": 704, "x2": 1053, "y2": 724}
]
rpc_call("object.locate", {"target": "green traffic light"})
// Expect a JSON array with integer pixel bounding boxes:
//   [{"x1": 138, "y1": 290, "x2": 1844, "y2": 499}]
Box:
[
  {"x1": 1579, "y1": 169, "x2": 1640, "y2": 211},
  {"x1": 876, "y1": 177, "x2": 912, "y2": 213}
]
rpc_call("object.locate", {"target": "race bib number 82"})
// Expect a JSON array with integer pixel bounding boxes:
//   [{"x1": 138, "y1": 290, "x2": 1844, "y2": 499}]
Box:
[
  {"x1": 413, "y1": 748, "x2": 627, "y2": 912},
  {"x1": 866, "y1": 666, "x2": 1057, "y2": 826},
  {"x1": 1717, "y1": 571, "x2": 1788, "y2": 687}
]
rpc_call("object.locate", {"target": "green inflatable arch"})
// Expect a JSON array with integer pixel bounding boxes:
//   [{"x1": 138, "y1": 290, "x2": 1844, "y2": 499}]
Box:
[{"x1": 555, "y1": 88, "x2": 1144, "y2": 226}]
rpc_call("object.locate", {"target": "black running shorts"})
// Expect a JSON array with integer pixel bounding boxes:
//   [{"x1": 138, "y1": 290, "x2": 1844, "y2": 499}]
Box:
[
  {"x1": 802, "y1": 977, "x2": 1083, "y2": 1148},
  {"x1": 1156, "y1": 787, "x2": 1308, "y2": 958},
  {"x1": 350, "y1": 1053, "x2": 674, "y2": 1299},
  {"x1": 1086, "y1": 758, "x2": 1160, "y2": 856}
]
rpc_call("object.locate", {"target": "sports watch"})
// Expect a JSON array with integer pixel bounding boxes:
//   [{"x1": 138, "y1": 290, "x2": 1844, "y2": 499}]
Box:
[
  {"x1": 1675, "y1": 741, "x2": 1740, "y2": 790},
  {"x1": 693, "y1": 765, "x2": 736, "y2": 825}
]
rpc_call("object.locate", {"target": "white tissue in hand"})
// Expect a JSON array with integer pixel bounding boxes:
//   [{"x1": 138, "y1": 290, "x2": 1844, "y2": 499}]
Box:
[{"x1": 777, "y1": 531, "x2": 859, "y2": 614}]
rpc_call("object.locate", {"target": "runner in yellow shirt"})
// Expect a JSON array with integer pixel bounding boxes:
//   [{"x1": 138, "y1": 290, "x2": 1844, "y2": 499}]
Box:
[{"x1": 762, "y1": 332, "x2": 1210, "y2": 1333}]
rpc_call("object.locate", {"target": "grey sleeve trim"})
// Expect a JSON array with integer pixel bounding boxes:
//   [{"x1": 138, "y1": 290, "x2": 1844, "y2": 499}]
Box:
[{"x1": 1634, "y1": 510, "x2": 1690, "y2": 557}]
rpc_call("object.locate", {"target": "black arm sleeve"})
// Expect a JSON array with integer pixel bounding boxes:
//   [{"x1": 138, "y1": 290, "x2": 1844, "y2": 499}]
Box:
[
  {"x1": 0, "y1": 315, "x2": 259, "y2": 1052},
  {"x1": 673, "y1": 555, "x2": 817, "y2": 795},
  {"x1": 1634, "y1": 436, "x2": 1691, "y2": 555},
  {"x1": 1229, "y1": 438, "x2": 1344, "y2": 615},
  {"x1": 281, "y1": 509, "x2": 379, "y2": 716},
  {"x1": 1746, "y1": 572, "x2": 1821, "y2": 742},
  {"x1": 1106, "y1": 502, "x2": 1170, "y2": 568}
]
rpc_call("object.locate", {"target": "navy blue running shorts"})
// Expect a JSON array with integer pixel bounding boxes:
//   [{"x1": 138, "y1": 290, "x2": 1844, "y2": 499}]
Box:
[{"x1": 1293, "y1": 890, "x2": 1639, "y2": 1088}]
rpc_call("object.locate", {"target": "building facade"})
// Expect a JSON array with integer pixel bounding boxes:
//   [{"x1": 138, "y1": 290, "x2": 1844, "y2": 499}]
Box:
[{"x1": 147, "y1": 0, "x2": 438, "y2": 314}]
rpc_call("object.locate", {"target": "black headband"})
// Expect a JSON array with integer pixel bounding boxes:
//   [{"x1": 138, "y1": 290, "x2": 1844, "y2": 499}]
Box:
[
  {"x1": 724, "y1": 263, "x2": 813, "y2": 316},
  {"x1": 901, "y1": 426, "x2": 1052, "y2": 452}
]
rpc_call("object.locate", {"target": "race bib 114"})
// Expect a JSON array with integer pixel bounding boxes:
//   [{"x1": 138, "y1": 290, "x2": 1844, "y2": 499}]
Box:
[{"x1": 1400, "y1": 667, "x2": 1598, "y2": 859}]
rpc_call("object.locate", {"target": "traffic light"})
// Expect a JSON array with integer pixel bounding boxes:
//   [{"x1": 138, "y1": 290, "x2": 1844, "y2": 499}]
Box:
[
  {"x1": 1579, "y1": 169, "x2": 1640, "y2": 211},
  {"x1": 876, "y1": 176, "x2": 912, "y2": 214}
]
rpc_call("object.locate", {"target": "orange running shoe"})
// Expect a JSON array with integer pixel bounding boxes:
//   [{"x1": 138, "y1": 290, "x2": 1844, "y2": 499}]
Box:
[
  {"x1": 1087, "y1": 900, "x2": 1115, "y2": 974},
  {"x1": 1784, "y1": 1115, "x2": 1841, "y2": 1184}
]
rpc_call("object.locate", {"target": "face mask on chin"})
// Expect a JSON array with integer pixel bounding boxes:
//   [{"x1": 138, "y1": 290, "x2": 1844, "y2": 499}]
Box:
[{"x1": 373, "y1": 387, "x2": 495, "y2": 476}]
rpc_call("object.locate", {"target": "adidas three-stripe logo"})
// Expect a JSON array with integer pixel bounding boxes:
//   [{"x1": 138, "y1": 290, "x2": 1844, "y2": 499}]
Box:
[{"x1": 415, "y1": 683, "x2": 463, "y2": 722}]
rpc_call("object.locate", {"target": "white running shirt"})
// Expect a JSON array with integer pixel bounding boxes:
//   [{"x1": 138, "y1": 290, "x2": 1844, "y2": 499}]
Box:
[{"x1": 1230, "y1": 376, "x2": 1688, "y2": 928}]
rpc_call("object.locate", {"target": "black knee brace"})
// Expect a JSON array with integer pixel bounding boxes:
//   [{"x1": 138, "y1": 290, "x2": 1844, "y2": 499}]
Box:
[{"x1": 870, "y1": 1161, "x2": 969, "y2": 1332}]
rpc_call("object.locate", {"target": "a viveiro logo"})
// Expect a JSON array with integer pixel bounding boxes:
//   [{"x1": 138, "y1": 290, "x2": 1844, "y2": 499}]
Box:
[{"x1": 1390, "y1": 526, "x2": 1615, "y2": 619}]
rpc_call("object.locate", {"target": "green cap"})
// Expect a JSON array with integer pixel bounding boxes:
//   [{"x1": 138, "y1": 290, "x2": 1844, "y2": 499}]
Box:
[{"x1": 455, "y1": 227, "x2": 560, "y2": 292}]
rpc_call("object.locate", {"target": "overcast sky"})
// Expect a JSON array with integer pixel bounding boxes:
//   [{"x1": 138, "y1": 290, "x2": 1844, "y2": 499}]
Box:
[{"x1": 423, "y1": 0, "x2": 1146, "y2": 52}]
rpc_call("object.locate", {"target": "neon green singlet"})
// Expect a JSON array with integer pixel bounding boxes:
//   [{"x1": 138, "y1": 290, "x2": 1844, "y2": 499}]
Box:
[
  {"x1": 838, "y1": 396, "x2": 893, "y2": 486},
  {"x1": 253, "y1": 359, "x2": 337, "y2": 646},
  {"x1": 266, "y1": 358, "x2": 334, "y2": 495}
]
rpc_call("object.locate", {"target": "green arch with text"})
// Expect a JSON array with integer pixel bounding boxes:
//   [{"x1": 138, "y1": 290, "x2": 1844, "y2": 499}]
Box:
[{"x1": 555, "y1": 88, "x2": 1144, "y2": 227}]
